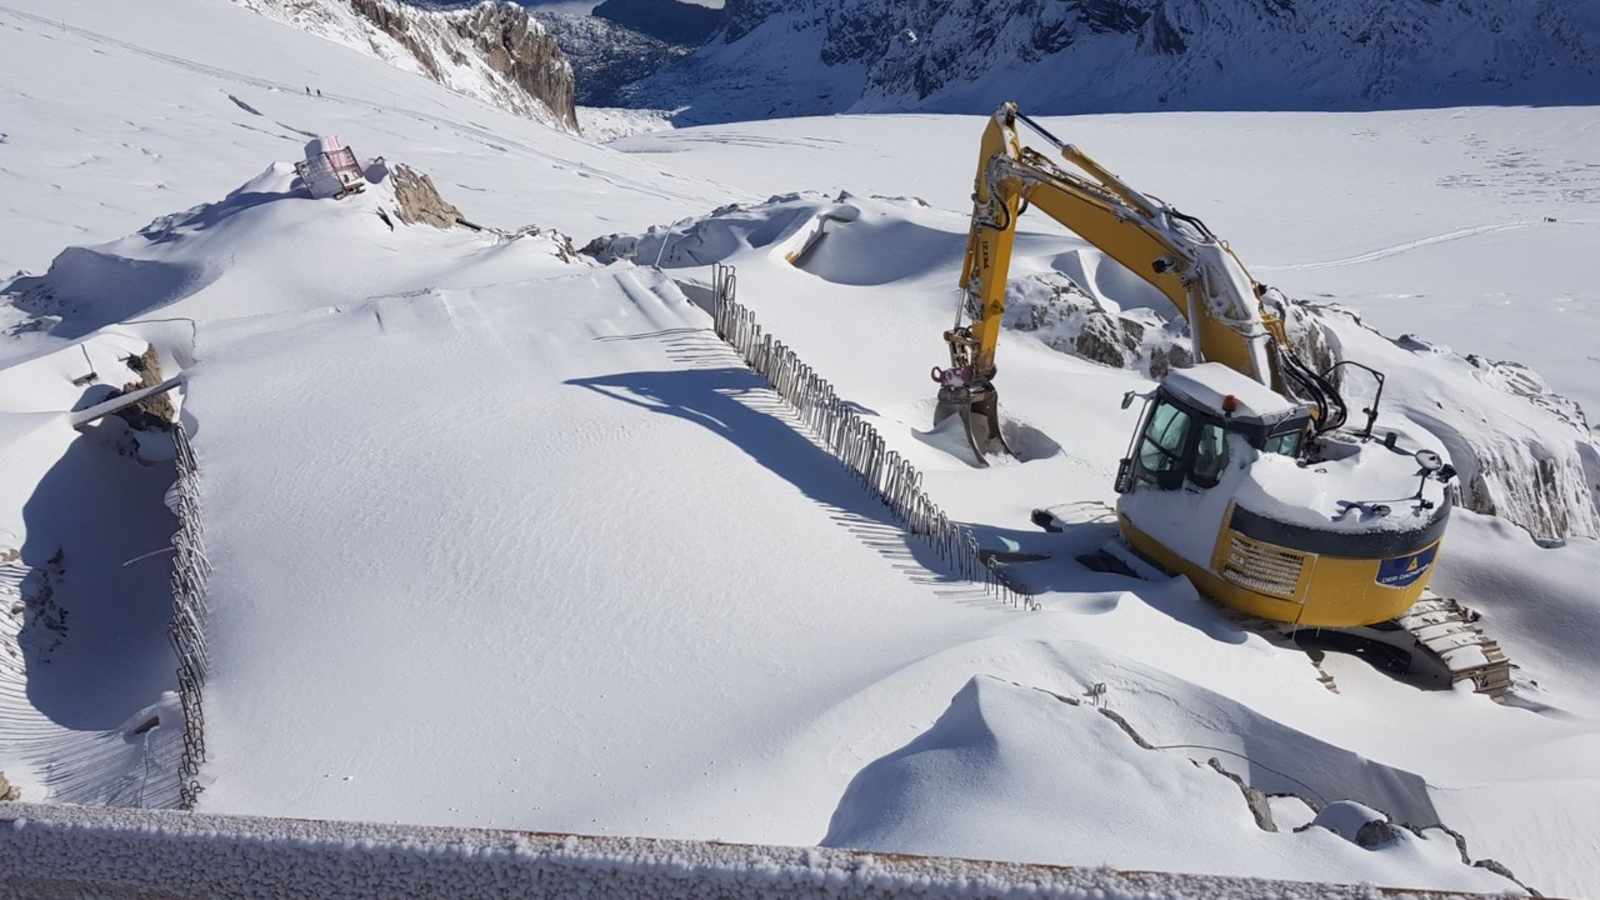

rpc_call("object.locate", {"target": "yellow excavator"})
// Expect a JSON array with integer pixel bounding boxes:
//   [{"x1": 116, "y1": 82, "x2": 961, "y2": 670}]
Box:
[{"x1": 935, "y1": 103, "x2": 1510, "y2": 696}]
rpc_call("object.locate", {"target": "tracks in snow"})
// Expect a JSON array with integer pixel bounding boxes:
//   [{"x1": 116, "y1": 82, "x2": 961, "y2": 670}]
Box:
[{"x1": 1254, "y1": 221, "x2": 1546, "y2": 272}]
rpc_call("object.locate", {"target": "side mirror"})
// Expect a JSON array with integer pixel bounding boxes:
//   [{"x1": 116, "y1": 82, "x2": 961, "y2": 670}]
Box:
[
  {"x1": 1121, "y1": 390, "x2": 1137, "y2": 410},
  {"x1": 1414, "y1": 449, "x2": 1443, "y2": 474}
]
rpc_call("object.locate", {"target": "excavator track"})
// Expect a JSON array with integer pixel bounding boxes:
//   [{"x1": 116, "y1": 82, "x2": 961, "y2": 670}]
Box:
[
  {"x1": 1072, "y1": 531, "x2": 1514, "y2": 700},
  {"x1": 1393, "y1": 593, "x2": 1512, "y2": 698},
  {"x1": 1264, "y1": 593, "x2": 1512, "y2": 700}
]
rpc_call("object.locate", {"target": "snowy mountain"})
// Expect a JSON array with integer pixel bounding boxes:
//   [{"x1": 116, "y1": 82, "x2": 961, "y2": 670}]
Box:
[
  {"x1": 532, "y1": 9, "x2": 693, "y2": 107},
  {"x1": 621, "y1": 0, "x2": 1600, "y2": 123},
  {"x1": 234, "y1": 0, "x2": 579, "y2": 131}
]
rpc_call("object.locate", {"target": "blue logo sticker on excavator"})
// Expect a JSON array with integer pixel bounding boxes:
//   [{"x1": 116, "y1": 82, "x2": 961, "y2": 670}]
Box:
[{"x1": 1377, "y1": 544, "x2": 1438, "y2": 588}]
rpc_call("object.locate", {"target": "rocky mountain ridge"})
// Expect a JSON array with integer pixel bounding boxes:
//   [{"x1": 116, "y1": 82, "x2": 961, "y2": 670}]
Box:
[
  {"x1": 622, "y1": 0, "x2": 1600, "y2": 123},
  {"x1": 234, "y1": 0, "x2": 578, "y2": 130}
]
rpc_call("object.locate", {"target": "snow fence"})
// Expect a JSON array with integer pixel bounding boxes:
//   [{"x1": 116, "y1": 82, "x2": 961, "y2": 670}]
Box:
[
  {"x1": 0, "y1": 801, "x2": 1489, "y2": 899},
  {"x1": 708, "y1": 264, "x2": 1032, "y2": 611},
  {"x1": 167, "y1": 424, "x2": 211, "y2": 810}
]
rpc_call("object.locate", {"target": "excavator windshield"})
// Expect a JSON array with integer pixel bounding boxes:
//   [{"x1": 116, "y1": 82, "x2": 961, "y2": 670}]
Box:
[{"x1": 1128, "y1": 394, "x2": 1236, "y2": 492}]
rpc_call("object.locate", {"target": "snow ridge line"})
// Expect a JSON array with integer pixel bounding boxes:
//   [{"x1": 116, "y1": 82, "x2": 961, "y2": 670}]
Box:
[
  {"x1": 166, "y1": 424, "x2": 211, "y2": 810},
  {"x1": 707, "y1": 264, "x2": 1034, "y2": 611}
]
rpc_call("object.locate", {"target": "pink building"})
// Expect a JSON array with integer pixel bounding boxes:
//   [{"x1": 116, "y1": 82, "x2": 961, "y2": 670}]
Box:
[{"x1": 295, "y1": 135, "x2": 366, "y2": 199}]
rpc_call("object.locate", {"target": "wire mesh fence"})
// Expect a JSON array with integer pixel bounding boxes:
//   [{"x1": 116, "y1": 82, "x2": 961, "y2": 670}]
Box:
[
  {"x1": 708, "y1": 263, "x2": 1035, "y2": 611},
  {"x1": 168, "y1": 424, "x2": 211, "y2": 810}
]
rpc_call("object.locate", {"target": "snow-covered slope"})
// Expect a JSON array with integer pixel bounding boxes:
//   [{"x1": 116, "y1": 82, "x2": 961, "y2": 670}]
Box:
[
  {"x1": 0, "y1": 0, "x2": 727, "y2": 306},
  {"x1": 233, "y1": 0, "x2": 579, "y2": 131},
  {"x1": 623, "y1": 0, "x2": 1600, "y2": 123},
  {"x1": 3, "y1": 0, "x2": 1599, "y2": 895},
  {"x1": 5, "y1": 173, "x2": 1536, "y2": 893},
  {"x1": 588, "y1": 189, "x2": 1600, "y2": 894}
]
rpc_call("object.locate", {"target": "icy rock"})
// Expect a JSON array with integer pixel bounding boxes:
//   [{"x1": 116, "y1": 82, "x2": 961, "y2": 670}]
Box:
[
  {"x1": 389, "y1": 165, "x2": 463, "y2": 230},
  {"x1": 1004, "y1": 273, "x2": 1191, "y2": 377},
  {"x1": 0, "y1": 772, "x2": 17, "y2": 802}
]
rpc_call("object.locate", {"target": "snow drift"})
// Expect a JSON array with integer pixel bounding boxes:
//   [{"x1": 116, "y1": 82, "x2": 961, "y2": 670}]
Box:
[{"x1": 824, "y1": 675, "x2": 1518, "y2": 893}]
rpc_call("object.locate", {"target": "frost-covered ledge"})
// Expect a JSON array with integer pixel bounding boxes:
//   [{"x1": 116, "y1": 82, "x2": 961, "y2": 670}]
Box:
[{"x1": 0, "y1": 802, "x2": 1491, "y2": 899}]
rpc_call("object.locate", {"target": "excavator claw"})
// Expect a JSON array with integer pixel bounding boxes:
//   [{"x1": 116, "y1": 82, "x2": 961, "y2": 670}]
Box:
[{"x1": 934, "y1": 382, "x2": 1014, "y2": 466}]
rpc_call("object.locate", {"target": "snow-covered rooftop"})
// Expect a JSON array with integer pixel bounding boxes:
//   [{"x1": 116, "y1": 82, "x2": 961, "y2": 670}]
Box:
[{"x1": 1163, "y1": 362, "x2": 1301, "y2": 424}]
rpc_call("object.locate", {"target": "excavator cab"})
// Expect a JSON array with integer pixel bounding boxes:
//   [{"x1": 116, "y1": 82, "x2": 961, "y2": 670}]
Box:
[{"x1": 1115, "y1": 370, "x2": 1313, "y2": 495}]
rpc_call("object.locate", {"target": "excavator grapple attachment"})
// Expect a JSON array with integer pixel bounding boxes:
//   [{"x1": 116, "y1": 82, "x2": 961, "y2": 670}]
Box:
[{"x1": 935, "y1": 383, "x2": 1014, "y2": 466}]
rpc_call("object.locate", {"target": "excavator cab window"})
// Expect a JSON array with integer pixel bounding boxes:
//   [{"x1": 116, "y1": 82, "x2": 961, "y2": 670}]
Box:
[
  {"x1": 1129, "y1": 398, "x2": 1234, "y2": 491},
  {"x1": 1191, "y1": 422, "x2": 1230, "y2": 487},
  {"x1": 1263, "y1": 426, "x2": 1306, "y2": 459},
  {"x1": 1135, "y1": 402, "x2": 1193, "y2": 490}
]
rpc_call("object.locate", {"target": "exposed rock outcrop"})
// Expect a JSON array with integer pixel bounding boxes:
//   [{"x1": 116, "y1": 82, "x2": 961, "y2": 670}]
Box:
[
  {"x1": 235, "y1": 0, "x2": 578, "y2": 131},
  {"x1": 1004, "y1": 272, "x2": 1193, "y2": 378},
  {"x1": 388, "y1": 164, "x2": 463, "y2": 230}
]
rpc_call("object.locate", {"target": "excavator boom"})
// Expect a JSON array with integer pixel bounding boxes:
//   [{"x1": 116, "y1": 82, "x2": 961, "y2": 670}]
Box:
[{"x1": 936, "y1": 103, "x2": 1297, "y2": 463}]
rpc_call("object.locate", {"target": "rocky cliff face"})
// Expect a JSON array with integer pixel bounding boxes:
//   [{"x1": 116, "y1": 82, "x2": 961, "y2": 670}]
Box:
[
  {"x1": 532, "y1": 10, "x2": 693, "y2": 108},
  {"x1": 235, "y1": 0, "x2": 578, "y2": 131},
  {"x1": 625, "y1": 0, "x2": 1600, "y2": 123}
]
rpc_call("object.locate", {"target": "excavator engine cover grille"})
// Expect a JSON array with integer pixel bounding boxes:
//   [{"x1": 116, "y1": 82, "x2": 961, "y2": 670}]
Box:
[{"x1": 1221, "y1": 533, "x2": 1307, "y2": 600}]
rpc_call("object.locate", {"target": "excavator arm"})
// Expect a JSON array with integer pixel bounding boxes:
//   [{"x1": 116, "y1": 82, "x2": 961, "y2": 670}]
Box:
[{"x1": 937, "y1": 103, "x2": 1306, "y2": 463}]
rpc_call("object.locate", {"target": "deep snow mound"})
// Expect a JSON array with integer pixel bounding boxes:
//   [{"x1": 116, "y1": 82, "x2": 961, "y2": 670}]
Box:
[
  {"x1": 823, "y1": 675, "x2": 1520, "y2": 893},
  {"x1": 3, "y1": 162, "x2": 584, "y2": 344}
]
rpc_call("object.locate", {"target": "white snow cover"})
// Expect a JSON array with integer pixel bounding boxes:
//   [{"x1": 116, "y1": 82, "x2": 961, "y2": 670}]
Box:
[
  {"x1": 0, "y1": 0, "x2": 728, "y2": 294},
  {"x1": 589, "y1": 191, "x2": 1600, "y2": 895},
  {"x1": 1, "y1": 0, "x2": 1599, "y2": 895},
  {"x1": 577, "y1": 106, "x2": 678, "y2": 143},
  {"x1": 0, "y1": 333, "x2": 190, "y2": 808},
  {"x1": 1162, "y1": 362, "x2": 1298, "y2": 421},
  {"x1": 823, "y1": 676, "x2": 1506, "y2": 892},
  {"x1": 232, "y1": 0, "x2": 577, "y2": 130}
]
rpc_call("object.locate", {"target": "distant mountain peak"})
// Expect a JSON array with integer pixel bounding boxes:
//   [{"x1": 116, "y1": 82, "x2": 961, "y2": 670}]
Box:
[{"x1": 623, "y1": 0, "x2": 1600, "y2": 124}]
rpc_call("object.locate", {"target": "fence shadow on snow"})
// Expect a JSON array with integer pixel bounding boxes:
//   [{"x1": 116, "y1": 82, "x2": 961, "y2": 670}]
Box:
[{"x1": 704, "y1": 263, "x2": 1034, "y2": 611}]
